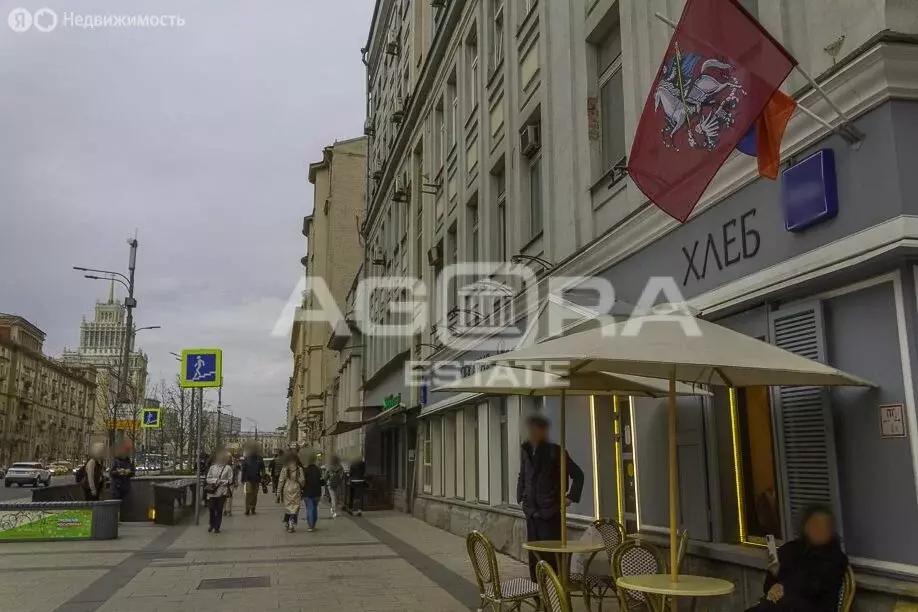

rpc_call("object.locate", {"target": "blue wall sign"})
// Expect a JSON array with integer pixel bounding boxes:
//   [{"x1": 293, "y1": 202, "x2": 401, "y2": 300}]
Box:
[{"x1": 781, "y1": 148, "x2": 839, "y2": 232}]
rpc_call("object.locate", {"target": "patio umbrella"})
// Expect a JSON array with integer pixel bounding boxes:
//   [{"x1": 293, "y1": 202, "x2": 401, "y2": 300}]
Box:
[
  {"x1": 435, "y1": 365, "x2": 710, "y2": 546},
  {"x1": 478, "y1": 314, "x2": 874, "y2": 585}
]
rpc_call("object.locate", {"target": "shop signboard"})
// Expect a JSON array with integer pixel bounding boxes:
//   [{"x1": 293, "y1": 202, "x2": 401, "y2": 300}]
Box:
[
  {"x1": 382, "y1": 394, "x2": 401, "y2": 411},
  {"x1": 0, "y1": 508, "x2": 93, "y2": 541}
]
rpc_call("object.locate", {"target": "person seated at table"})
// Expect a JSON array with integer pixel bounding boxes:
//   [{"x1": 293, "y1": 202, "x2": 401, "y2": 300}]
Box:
[
  {"x1": 517, "y1": 413, "x2": 584, "y2": 582},
  {"x1": 747, "y1": 505, "x2": 848, "y2": 612}
]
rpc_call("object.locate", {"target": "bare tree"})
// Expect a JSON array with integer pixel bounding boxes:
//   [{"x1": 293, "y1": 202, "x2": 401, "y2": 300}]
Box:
[{"x1": 154, "y1": 376, "x2": 193, "y2": 468}]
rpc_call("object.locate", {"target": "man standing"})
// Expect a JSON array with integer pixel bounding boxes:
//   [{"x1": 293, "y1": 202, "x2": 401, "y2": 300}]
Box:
[
  {"x1": 240, "y1": 444, "x2": 266, "y2": 515},
  {"x1": 109, "y1": 441, "x2": 136, "y2": 502},
  {"x1": 80, "y1": 443, "x2": 106, "y2": 501},
  {"x1": 270, "y1": 449, "x2": 283, "y2": 495},
  {"x1": 347, "y1": 455, "x2": 367, "y2": 517},
  {"x1": 517, "y1": 414, "x2": 584, "y2": 582}
]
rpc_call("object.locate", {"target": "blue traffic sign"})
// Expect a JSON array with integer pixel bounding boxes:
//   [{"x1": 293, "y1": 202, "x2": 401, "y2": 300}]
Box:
[
  {"x1": 141, "y1": 407, "x2": 161, "y2": 429},
  {"x1": 179, "y1": 348, "x2": 223, "y2": 388}
]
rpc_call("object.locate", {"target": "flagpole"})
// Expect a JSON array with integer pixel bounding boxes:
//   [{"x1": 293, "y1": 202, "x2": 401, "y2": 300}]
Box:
[{"x1": 653, "y1": 12, "x2": 862, "y2": 144}]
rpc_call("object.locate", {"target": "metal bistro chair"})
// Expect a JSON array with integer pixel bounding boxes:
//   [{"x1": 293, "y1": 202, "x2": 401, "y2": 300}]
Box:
[
  {"x1": 466, "y1": 531, "x2": 540, "y2": 612},
  {"x1": 537, "y1": 560, "x2": 572, "y2": 612},
  {"x1": 612, "y1": 539, "x2": 667, "y2": 612},
  {"x1": 838, "y1": 566, "x2": 856, "y2": 612},
  {"x1": 569, "y1": 518, "x2": 627, "y2": 612}
]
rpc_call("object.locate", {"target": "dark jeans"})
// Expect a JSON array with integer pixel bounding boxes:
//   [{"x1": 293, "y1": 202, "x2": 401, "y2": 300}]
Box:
[
  {"x1": 348, "y1": 480, "x2": 365, "y2": 512},
  {"x1": 284, "y1": 513, "x2": 298, "y2": 525},
  {"x1": 208, "y1": 496, "x2": 226, "y2": 531},
  {"x1": 271, "y1": 475, "x2": 280, "y2": 493},
  {"x1": 525, "y1": 514, "x2": 562, "y2": 582},
  {"x1": 244, "y1": 482, "x2": 259, "y2": 512}
]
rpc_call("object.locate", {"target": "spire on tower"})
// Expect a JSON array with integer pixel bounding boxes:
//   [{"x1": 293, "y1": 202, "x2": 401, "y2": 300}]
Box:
[{"x1": 108, "y1": 279, "x2": 115, "y2": 304}]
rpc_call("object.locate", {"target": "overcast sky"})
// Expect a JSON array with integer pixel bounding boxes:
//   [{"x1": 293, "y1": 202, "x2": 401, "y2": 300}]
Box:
[{"x1": 0, "y1": 0, "x2": 373, "y2": 429}]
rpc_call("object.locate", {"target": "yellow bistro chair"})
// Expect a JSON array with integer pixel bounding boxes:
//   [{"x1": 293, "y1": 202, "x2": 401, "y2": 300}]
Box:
[
  {"x1": 537, "y1": 560, "x2": 572, "y2": 612},
  {"x1": 569, "y1": 518, "x2": 627, "y2": 612},
  {"x1": 467, "y1": 530, "x2": 540, "y2": 612},
  {"x1": 612, "y1": 539, "x2": 667, "y2": 612}
]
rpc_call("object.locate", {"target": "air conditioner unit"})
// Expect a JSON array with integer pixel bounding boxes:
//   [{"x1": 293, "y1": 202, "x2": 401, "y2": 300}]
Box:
[
  {"x1": 392, "y1": 97, "x2": 406, "y2": 124},
  {"x1": 427, "y1": 244, "x2": 444, "y2": 267},
  {"x1": 386, "y1": 33, "x2": 400, "y2": 56},
  {"x1": 363, "y1": 116, "x2": 375, "y2": 136},
  {"x1": 393, "y1": 178, "x2": 409, "y2": 201},
  {"x1": 520, "y1": 123, "x2": 542, "y2": 158},
  {"x1": 431, "y1": 0, "x2": 447, "y2": 8},
  {"x1": 372, "y1": 169, "x2": 383, "y2": 182}
]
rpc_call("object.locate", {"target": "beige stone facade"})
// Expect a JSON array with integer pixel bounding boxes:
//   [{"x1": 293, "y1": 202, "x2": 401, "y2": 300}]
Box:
[
  {"x1": 289, "y1": 137, "x2": 367, "y2": 447},
  {"x1": 0, "y1": 314, "x2": 97, "y2": 466}
]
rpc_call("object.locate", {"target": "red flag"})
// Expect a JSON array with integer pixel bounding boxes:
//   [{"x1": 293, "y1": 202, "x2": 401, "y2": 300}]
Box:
[{"x1": 628, "y1": 0, "x2": 797, "y2": 222}]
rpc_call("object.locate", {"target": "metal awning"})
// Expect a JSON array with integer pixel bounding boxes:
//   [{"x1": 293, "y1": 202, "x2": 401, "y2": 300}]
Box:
[
  {"x1": 324, "y1": 404, "x2": 408, "y2": 437},
  {"x1": 419, "y1": 392, "x2": 484, "y2": 419},
  {"x1": 323, "y1": 420, "x2": 366, "y2": 436}
]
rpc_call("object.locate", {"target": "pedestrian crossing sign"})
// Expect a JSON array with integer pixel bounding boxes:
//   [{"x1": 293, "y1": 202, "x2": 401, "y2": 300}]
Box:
[
  {"x1": 179, "y1": 348, "x2": 223, "y2": 388},
  {"x1": 141, "y1": 407, "x2": 161, "y2": 429}
]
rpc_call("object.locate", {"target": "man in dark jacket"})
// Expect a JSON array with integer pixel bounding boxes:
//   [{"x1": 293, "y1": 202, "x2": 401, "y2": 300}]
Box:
[
  {"x1": 302, "y1": 454, "x2": 324, "y2": 531},
  {"x1": 109, "y1": 441, "x2": 136, "y2": 502},
  {"x1": 516, "y1": 414, "x2": 584, "y2": 581},
  {"x1": 347, "y1": 456, "x2": 367, "y2": 516},
  {"x1": 270, "y1": 449, "x2": 283, "y2": 494},
  {"x1": 240, "y1": 444, "x2": 266, "y2": 515}
]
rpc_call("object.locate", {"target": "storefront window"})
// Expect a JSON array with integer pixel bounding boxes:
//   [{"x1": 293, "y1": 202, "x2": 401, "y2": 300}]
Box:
[
  {"x1": 499, "y1": 399, "x2": 509, "y2": 503},
  {"x1": 423, "y1": 420, "x2": 432, "y2": 494},
  {"x1": 732, "y1": 386, "x2": 783, "y2": 542}
]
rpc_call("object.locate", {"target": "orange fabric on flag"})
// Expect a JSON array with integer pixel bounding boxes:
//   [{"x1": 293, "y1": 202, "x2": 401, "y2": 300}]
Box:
[{"x1": 756, "y1": 90, "x2": 797, "y2": 179}]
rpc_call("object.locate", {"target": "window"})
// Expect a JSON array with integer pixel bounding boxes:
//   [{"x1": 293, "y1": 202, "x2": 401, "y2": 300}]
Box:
[
  {"x1": 598, "y1": 25, "x2": 626, "y2": 173},
  {"x1": 496, "y1": 169, "x2": 507, "y2": 261},
  {"x1": 528, "y1": 155, "x2": 543, "y2": 238},
  {"x1": 499, "y1": 399, "x2": 509, "y2": 503},
  {"x1": 447, "y1": 224, "x2": 458, "y2": 312},
  {"x1": 490, "y1": 0, "x2": 504, "y2": 73},
  {"x1": 738, "y1": 0, "x2": 758, "y2": 18},
  {"x1": 466, "y1": 27, "x2": 479, "y2": 115},
  {"x1": 468, "y1": 200, "x2": 479, "y2": 263},
  {"x1": 423, "y1": 419, "x2": 432, "y2": 493},
  {"x1": 435, "y1": 100, "x2": 445, "y2": 174},
  {"x1": 734, "y1": 386, "x2": 783, "y2": 542},
  {"x1": 448, "y1": 75, "x2": 458, "y2": 152}
]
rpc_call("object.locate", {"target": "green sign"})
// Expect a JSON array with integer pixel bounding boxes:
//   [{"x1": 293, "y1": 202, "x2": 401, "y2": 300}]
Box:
[
  {"x1": 0, "y1": 509, "x2": 93, "y2": 541},
  {"x1": 382, "y1": 393, "x2": 402, "y2": 411}
]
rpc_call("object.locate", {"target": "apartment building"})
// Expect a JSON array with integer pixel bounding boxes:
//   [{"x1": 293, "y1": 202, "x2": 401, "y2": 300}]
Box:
[
  {"x1": 289, "y1": 137, "x2": 367, "y2": 447},
  {"x1": 360, "y1": 0, "x2": 918, "y2": 607}
]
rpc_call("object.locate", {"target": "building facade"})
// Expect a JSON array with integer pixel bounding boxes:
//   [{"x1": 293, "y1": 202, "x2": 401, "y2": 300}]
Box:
[
  {"x1": 0, "y1": 314, "x2": 97, "y2": 465},
  {"x1": 289, "y1": 137, "x2": 368, "y2": 446},
  {"x1": 361, "y1": 0, "x2": 918, "y2": 608},
  {"x1": 60, "y1": 285, "x2": 150, "y2": 444}
]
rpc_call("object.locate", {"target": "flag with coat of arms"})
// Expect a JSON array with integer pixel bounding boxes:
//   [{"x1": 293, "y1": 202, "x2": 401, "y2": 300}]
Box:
[{"x1": 627, "y1": 0, "x2": 798, "y2": 222}]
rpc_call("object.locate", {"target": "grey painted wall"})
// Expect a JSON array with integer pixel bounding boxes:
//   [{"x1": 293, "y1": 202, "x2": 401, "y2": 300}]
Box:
[
  {"x1": 542, "y1": 394, "x2": 596, "y2": 519},
  {"x1": 824, "y1": 280, "x2": 918, "y2": 566},
  {"x1": 364, "y1": 362, "x2": 409, "y2": 407}
]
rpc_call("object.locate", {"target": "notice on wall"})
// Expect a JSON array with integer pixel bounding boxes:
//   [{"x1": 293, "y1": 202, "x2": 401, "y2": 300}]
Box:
[
  {"x1": 879, "y1": 404, "x2": 908, "y2": 439},
  {"x1": 0, "y1": 509, "x2": 93, "y2": 541}
]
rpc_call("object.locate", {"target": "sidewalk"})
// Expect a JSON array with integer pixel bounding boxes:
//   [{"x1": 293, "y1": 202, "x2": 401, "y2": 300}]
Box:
[{"x1": 0, "y1": 490, "x2": 546, "y2": 612}]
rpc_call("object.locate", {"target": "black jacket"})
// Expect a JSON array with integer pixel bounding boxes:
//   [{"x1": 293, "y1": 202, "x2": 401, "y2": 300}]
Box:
[
  {"x1": 763, "y1": 538, "x2": 848, "y2": 612},
  {"x1": 349, "y1": 459, "x2": 366, "y2": 481},
  {"x1": 241, "y1": 455, "x2": 265, "y2": 483},
  {"x1": 517, "y1": 442, "x2": 584, "y2": 519},
  {"x1": 303, "y1": 464, "x2": 324, "y2": 498},
  {"x1": 109, "y1": 456, "x2": 135, "y2": 494}
]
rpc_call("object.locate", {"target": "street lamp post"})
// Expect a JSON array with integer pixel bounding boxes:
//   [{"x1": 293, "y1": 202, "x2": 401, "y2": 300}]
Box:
[{"x1": 74, "y1": 237, "x2": 145, "y2": 460}]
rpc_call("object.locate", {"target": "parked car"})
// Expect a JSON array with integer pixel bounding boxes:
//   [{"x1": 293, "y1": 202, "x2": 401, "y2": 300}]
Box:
[
  {"x1": 4, "y1": 462, "x2": 52, "y2": 487},
  {"x1": 49, "y1": 461, "x2": 73, "y2": 476}
]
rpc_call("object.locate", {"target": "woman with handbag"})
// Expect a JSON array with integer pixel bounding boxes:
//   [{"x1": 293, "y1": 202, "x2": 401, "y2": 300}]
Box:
[
  {"x1": 205, "y1": 450, "x2": 234, "y2": 534},
  {"x1": 277, "y1": 452, "x2": 305, "y2": 533}
]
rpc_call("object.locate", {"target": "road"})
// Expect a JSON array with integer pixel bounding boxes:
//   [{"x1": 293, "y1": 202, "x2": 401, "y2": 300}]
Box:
[{"x1": 0, "y1": 475, "x2": 72, "y2": 502}]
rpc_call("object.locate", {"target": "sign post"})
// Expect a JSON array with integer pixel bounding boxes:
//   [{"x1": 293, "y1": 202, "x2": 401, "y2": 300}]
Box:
[{"x1": 178, "y1": 349, "x2": 222, "y2": 526}]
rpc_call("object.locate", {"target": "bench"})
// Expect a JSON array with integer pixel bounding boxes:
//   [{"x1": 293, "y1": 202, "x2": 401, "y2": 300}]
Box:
[{"x1": 152, "y1": 479, "x2": 198, "y2": 526}]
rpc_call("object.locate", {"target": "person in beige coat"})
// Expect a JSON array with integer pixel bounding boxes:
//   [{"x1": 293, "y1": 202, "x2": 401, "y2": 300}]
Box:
[{"x1": 277, "y1": 453, "x2": 305, "y2": 533}]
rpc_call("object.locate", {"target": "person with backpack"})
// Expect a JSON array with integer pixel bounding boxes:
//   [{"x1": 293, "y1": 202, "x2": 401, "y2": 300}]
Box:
[
  {"x1": 78, "y1": 443, "x2": 106, "y2": 501},
  {"x1": 302, "y1": 453, "x2": 324, "y2": 532},
  {"x1": 205, "y1": 450, "x2": 234, "y2": 534}
]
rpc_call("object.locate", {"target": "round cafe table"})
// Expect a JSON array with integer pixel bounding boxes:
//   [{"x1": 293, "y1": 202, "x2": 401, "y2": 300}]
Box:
[
  {"x1": 523, "y1": 540, "x2": 606, "y2": 610},
  {"x1": 616, "y1": 574, "x2": 734, "y2": 612}
]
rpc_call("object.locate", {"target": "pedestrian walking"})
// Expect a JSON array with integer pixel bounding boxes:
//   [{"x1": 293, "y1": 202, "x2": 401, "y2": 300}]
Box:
[
  {"x1": 278, "y1": 453, "x2": 305, "y2": 532},
  {"x1": 347, "y1": 455, "x2": 366, "y2": 517},
  {"x1": 325, "y1": 455, "x2": 344, "y2": 519},
  {"x1": 109, "y1": 441, "x2": 136, "y2": 503},
  {"x1": 224, "y1": 453, "x2": 239, "y2": 516},
  {"x1": 240, "y1": 444, "x2": 266, "y2": 515},
  {"x1": 78, "y1": 443, "x2": 106, "y2": 501},
  {"x1": 270, "y1": 449, "x2": 283, "y2": 495},
  {"x1": 205, "y1": 450, "x2": 234, "y2": 534},
  {"x1": 302, "y1": 453, "x2": 323, "y2": 532},
  {"x1": 517, "y1": 414, "x2": 584, "y2": 582}
]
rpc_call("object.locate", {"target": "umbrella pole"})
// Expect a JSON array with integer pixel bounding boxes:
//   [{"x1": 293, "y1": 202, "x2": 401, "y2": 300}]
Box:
[
  {"x1": 560, "y1": 390, "x2": 567, "y2": 546},
  {"x1": 668, "y1": 370, "x2": 679, "y2": 588}
]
